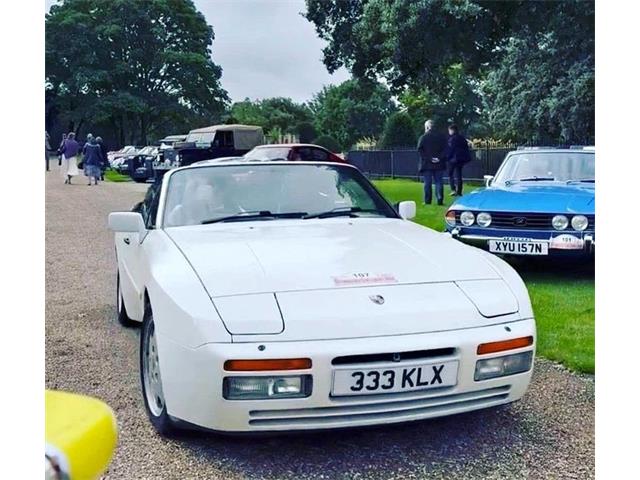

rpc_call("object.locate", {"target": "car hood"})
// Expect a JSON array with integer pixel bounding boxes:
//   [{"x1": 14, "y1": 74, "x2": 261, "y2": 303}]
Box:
[
  {"x1": 454, "y1": 183, "x2": 595, "y2": 214},
  {"x1": 165, "y1": 218, "x2": 502, "y2": 298}
]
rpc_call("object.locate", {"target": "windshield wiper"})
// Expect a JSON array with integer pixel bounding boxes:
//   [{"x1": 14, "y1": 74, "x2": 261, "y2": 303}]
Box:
[
  {"x1": 202, "y1": 210, "x2": 307, "y2": 224},
  {"x1": 303, "y1": 206, "x2": 381, "y2": 219},
  {"x1": 516, "y1": 176, "x2": 556, "y2": 182},
  {"x1": 566, "y1": 178, "x2": 595, "y2": 184}
]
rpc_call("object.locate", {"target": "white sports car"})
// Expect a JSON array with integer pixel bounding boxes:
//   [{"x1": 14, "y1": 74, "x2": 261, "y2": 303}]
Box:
[{"x1": 109, "y1": 160, "x2": 536, "y2": 435}]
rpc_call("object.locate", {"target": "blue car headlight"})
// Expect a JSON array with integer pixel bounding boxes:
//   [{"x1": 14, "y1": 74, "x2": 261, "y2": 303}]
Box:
[
  {"x1": 477, "y1": 212, "x2": 492, "y2": 227},
  {"x1": 552, "y1": 215, "x2": 568, "y2": 230},
  {"x1": 571, "y1": 215, "x2": 588, "y2": 231},
  {"x1": 460, "y1": 211, "x2": 475, "y2": 226}
]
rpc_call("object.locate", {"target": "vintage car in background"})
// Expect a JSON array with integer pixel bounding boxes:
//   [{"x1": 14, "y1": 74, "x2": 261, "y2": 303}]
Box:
[
  {"x1": 109, "y1": 160, "x2": 535, "y2": 435},
  {"x1": 163, "y1": 124, "x2": 264, "y2": 167},
  {"x1": 244, "y1": 143, "x2": 345, "y2": 163},
  {"x1": 107, "y1": 145, "x2": 138, "y2": 165},
  {"x1": 126, "y1": 146, "x2": 160, "y2": 183},
  {"x1": 158, "y1": 134, "x2": 187, "y2": 150},
  {"x1": 445, "y1": 147, "x2": 595, "y2": 257}
]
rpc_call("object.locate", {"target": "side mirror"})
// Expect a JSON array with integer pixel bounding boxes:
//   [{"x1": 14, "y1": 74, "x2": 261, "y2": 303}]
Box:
[
  {"x1": 108, "y1": 212, "x2": 146, "y2": 238},
  {"x1": 398, "y1": 201, "x2": 416, "y2": 220},
  {"x1": 484, "y1": 175, "x2": 494, "y2": 187}
]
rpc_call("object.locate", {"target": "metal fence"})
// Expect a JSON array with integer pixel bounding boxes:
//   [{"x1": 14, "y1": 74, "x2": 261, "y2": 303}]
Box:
[{"x1": 347, "y1": 147, "x2": 515, "y2": 181}]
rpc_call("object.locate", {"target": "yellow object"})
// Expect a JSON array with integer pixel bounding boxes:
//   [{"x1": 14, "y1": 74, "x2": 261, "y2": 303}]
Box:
[{"x1": 45, "y1": 390, "x2": 118, "y2": 479}]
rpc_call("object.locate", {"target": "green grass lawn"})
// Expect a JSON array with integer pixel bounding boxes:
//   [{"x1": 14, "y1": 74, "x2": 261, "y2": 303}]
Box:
[
  {"x1": 104, "y1": 169, "x2": 131, "y2": 182},
  {"x1": 373, "y1": 178, "x2": 595, "y2": 374}
]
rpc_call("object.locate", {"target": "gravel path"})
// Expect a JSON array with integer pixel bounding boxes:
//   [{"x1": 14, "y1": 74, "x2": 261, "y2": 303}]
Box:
[{"x1": 45, "y1": 166, "x2": 594, "y2": 479}]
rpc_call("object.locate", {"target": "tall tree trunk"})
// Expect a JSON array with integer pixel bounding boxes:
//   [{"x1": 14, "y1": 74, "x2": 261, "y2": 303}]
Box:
[{"x1": 140, "y1": 113, "x2": 148, "y2": 146}]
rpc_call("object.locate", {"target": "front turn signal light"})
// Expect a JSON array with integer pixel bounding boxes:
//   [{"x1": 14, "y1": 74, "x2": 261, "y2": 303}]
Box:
[
  {"x1": 224, "y1": 358, "x2": 312, "y2": 371},
  {"x1": 477, "y1": 336, "x2": 533, "y2": 355}
]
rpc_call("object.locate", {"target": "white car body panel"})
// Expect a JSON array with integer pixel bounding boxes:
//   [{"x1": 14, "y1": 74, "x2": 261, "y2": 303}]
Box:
[
  {"x1": 112, "y1": 161, "x2": 536, "y2": 433},
  {"x1": 157, "y1": 318, "x2": 535, "y2": 432},
  {"x1": 164, "y1": 219, "x2": 502, "y2": 298}
]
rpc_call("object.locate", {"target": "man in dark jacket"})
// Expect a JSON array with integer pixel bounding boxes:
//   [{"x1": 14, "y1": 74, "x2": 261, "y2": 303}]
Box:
[
  {"x1": 446, "y1": 124, "x2": 472, "y2": 196},
  {"x1": 417, "y1": 119, "x2": 448, "y2": 205},
  {"x1": 96, "y1": 137, "x2": 109, "y2": 180}
]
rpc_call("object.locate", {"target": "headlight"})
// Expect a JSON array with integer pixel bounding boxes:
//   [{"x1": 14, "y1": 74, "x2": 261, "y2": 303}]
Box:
[
  {"x1": 474, "y1": 351, "x2": 533, "y2": 381},
  {"x1": 571, "y1": 215, "x2": 588, "y2": 231},
  {"x1": 223, "y1": 375, "x2": 312, "y2": 400},
  {"x1": 476, "y1": 212, "x2": 492, "y2": 227},
  {"x1": 445, "y1": 210, "x2": 457, "y2": 227},
  {"x1": 460, "y1": 211, "x2": 475, "y2": 226},
  {"x1": 552, "y1": 214, "x2": 568, "y2": 230}
]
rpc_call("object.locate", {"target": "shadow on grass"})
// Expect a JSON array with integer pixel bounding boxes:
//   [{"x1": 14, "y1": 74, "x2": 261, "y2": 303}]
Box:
[{"x1": 504, "y1": 256, "x2": 594, "y2": 283}]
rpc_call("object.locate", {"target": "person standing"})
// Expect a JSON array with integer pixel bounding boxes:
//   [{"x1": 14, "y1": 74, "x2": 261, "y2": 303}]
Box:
[
  {"x1": 83, "y1": 137, "x2": 103, "y2": 186},
  {"x1": 446, "y1": 124, "x2": 472, "y2": 196},
  {"x1": 60, "y1": 132, "x2": 80, "y2": 184},
  {"x1": 45, "y1": 132, "x2": 52, "y2": 171},
  {"x1": 57, "y1": 133, "x2": 67, "y2": 166},
  {"x1": 96, "y1": 137, "x2": 109, "y2": 181},
  {"x1": 417, "y1": 120, "x2": 448, "y2": 205}
]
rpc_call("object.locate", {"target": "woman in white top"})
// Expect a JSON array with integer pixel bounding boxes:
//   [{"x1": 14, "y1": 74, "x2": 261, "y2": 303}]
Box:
[{"x1": 60, "y1": 132, "x2": 80, "y2": 184}]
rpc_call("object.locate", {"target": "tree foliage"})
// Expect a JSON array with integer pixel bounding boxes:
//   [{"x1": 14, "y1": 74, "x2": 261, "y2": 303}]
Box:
[
  {"x1": 482, "y1": 2, "x2": 595, "y2": 143},
  {"x1": 379, "y1": 112, "x2": 417, "y2": 149},
  {"x1": 230, "y1": 97, "x2": 312, "y2": 135},
  {"x1": 304, "y1": 0, "x2": 594, "y2": 143},
  {"x1": 45, "y1": 0, "x2": 229, "y2": 145},
  {"x1": 296, "y1": 122, "x2": 317, "y2": 143},
  {"x1": 312, "y1": 134, "x2": 342, "y2": 153},
  {"x1": 309, "y1": 79, "x2": 396, "y2": 150}
]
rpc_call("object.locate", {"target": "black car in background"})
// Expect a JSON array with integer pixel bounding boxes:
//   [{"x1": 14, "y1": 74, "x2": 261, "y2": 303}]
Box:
[{"x1": 121, "y1": 146, "x2": 159, "y2": 183}]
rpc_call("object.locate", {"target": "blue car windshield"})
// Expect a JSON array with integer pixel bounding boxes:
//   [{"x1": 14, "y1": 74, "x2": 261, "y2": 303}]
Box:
[{"x1": 494, "y1": 152, "x2": 595, "y2": 185}]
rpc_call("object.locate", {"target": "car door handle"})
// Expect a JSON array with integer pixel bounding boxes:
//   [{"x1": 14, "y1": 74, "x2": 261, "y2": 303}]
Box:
[{"x1": 123, "y1": 237, "x2": 130, "y2": 245}]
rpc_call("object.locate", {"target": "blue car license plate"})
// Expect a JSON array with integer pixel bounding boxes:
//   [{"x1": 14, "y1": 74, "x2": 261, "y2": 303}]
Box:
[{"x1": 489, "y1": 239, "x2": 548, "y2": 255}]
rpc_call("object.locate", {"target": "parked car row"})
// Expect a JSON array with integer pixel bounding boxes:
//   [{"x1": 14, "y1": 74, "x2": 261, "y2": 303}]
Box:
[{"x1": 108, "y1": 124, "x2": 345, "y2": 184}]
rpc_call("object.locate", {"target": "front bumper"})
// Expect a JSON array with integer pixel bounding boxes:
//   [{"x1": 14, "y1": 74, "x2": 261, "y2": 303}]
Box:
[
  {"x1": 449, "y1": 228, "x2": 595, "y2": 255},
  {"x1": 157, "y1": 318, "x2": 535, "y2": 433}
]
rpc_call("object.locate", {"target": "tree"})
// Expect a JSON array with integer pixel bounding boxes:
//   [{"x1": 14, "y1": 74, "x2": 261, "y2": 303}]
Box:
[
  {"x1": 45, "y1": 0, "x2": 229, "y2": 146},
  {"x1": 379, "y1": 112, "x2": 417, "y2": 148},
  {"x1": 304, "y1": 0, "x2": 594, "y2": 142},
  {"x1": 230, "y1": 97, "x2": 312, "y2": 135},
  {"x1": 312, "y1": 135, "x2": 342, "y2": 153},
  {"x1": 296, "y1": 122, "x2": 317, "y2": 143},
  {"x1": 309, "y1": 78, "x2": 396, "y2": 150},
  {"x1": 482, "y1": 3, "x2": 594, "y2": 143}
]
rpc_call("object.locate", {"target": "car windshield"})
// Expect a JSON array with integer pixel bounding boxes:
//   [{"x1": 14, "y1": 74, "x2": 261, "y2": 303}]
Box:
[
  {"x1": 163, "y1": 164, "x2": 397, "y2": 227},
  {"x1": 244, "y1": 147, "x2": 291, "y2": 161},
  {"x1": 185, "y1": 132, "x2": 216, "y2": 146},
  {"x1": 494, "y1": 152, "x2": 595, "y2": 185}
]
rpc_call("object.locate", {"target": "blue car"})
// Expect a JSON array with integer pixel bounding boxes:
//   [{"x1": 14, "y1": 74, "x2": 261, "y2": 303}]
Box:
[{"x1": 445, "y1": 147, "x2": 595, "y2": 258}]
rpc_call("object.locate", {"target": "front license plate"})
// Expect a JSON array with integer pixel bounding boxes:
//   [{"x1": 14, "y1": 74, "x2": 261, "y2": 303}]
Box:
[
  {"x1": 489, "y1": 239, "x2": 548, "y2": 255},
  {"x1": 332, "y1": 360, "x2": 458, "y2": 396}
]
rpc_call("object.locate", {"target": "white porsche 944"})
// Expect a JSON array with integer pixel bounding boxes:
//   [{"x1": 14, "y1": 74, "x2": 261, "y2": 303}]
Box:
[{"x1": 109, "y1": 160, "x2": 536, "y2": 435}]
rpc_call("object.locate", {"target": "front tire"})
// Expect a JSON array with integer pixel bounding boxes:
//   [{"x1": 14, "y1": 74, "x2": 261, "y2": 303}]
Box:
[
  {"x1": 140, "y1": 305, "x2": 177, "y2": 436},
  {"x1": 116, "y1": 272, "x2": 136, "y2": 327}
]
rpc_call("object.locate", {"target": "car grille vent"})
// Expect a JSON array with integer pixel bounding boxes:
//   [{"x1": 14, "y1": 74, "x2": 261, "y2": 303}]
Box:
[
  {"x1": 455, "y1": 212, "x2": 595, "y2": 231},
  {"x1": 332, "y1": 348, "x2": 456, "y2": 366}
]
